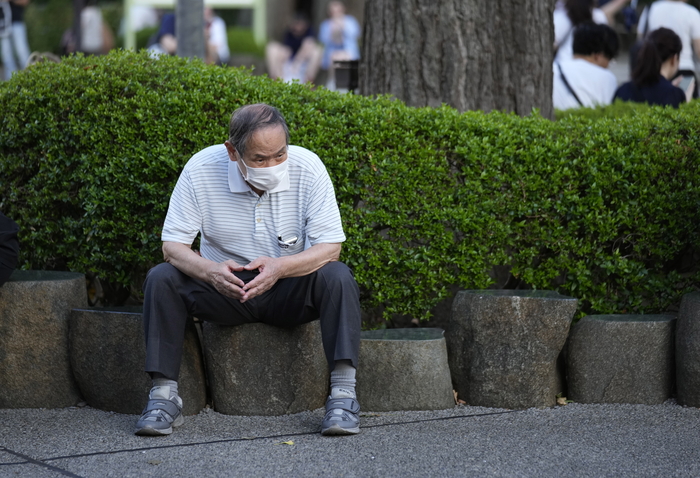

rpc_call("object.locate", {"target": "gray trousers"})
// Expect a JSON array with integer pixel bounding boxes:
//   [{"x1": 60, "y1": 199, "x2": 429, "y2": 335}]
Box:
[{"x1": 142, "y1": 261, "x2": 362, "y2": 380}]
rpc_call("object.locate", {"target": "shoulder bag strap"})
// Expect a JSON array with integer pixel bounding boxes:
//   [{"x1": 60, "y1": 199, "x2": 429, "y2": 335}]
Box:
[
  {"x1": 557, "y1": 62, "x2": 583, "y2": 106},
  {"x1": 641, "y1": 2, "x2": 653, "y2": 38}
]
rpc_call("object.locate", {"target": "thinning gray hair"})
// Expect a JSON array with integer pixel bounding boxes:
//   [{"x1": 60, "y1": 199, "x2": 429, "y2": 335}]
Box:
[{"x1": 228, "y1": 104, "x2": 290, "y2": 155}]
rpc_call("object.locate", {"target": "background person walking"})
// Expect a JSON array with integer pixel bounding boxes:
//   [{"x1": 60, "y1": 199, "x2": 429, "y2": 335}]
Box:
[
  {"x1": 319, "y1": 1, "x2": 360, "y2": 90},
  {"x1": 0, "y1": 0, "x2": 30, "y2": 81},
  {"x1": 553, "y1": 22, "x2": 620, "y2": 110}
]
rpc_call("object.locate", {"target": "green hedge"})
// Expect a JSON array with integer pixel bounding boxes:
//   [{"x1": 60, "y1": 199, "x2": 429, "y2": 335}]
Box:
[
  {"x1": 555, "y1": 100, "x2": 658, "y2": 121},
  {"x1": 1, "y1": 50, "x2": 699, "y2": 324},
  {"x1": 226, "y1": 27, "x2": 265, "y2": 57}
]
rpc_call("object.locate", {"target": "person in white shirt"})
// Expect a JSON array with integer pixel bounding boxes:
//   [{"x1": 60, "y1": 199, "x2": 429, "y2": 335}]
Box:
[
  {"x1": 204, "y1": 7, "x2": 230, "y2": 65},
  {"x1": 554, "y1": 0, "x2": 610, "y2": 63},
  {"x1": 127, "y1": 5, "x2": 158, "y2": 33},
  {"x1": 637, "y1": 0, "x2": 700, "y2": 97},
  {"x1": 554, "y1": 22, "x2": 620, "y2": 110},
  {"x1": 1, "y1": 0, "x2": 31, "y2": 80},
  {"x1": 134, "y1": 104, "x2": 362, "y2": 438}
]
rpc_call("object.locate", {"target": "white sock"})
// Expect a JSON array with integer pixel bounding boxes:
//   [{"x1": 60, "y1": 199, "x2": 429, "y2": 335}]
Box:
[
  {"x1": 142, "y1": 379, "x2": 182, "y2": 423},
  {"x1": 330, "y1": 360, "x2": 356, "y2": 399},
  {"x1": 151, "y1": 378, "x2": 179, "y2": 400}
]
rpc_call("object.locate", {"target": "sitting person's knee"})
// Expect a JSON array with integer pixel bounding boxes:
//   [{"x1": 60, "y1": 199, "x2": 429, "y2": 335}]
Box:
[
  {"x1": 318, "y1": 261, "x2": 354, "y2": 283},
  {"x1": 145, "y1": 262, "x2": 180, "y2": 285}
]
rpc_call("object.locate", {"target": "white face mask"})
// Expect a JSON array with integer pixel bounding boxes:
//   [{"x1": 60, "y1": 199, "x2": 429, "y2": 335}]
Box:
[{"x1": 238, "y1": 157, "x2": 289, "y2": 191}]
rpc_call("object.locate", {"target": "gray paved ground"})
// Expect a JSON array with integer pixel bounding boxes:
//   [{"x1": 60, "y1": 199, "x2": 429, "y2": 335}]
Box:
[
  {"x1": 1, "y1": 399, "x2": 699, "y2": 477},
  {"x1": 609, "y1": 51, "x2": 631, "y2": 85}
]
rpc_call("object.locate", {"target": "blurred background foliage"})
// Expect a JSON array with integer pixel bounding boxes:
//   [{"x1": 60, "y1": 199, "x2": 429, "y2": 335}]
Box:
[{"x1": 16, "y1": 0, "x2": 263, "y2": 58}]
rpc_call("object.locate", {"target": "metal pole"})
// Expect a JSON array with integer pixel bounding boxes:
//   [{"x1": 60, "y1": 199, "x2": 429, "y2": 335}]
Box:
[
  {"x1": 176, "y1": 0, "x2": 205, "y2": 59},
  {"x1": 124, "y1": 0, "x2": 135, "y2": 51},
  {"x1": 253, "y1": 0, "x2": 266, "y2": 47}
]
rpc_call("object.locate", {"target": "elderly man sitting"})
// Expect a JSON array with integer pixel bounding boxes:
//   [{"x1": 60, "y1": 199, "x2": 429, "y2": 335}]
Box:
[{"x1": 135, "y1": 103, "x2": 362, "y2": 437}]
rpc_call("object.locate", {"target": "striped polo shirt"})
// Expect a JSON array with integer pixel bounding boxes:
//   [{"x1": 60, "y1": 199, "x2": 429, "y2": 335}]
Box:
[{"x1": 162, "y1": 144, "x2": 346, "y2": 265}]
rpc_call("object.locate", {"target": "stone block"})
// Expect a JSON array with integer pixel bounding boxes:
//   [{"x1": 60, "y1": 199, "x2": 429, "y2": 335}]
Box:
[
  {"x1": 69, "y1": 307, "x2": 207, "y2": 415},
  {"x1": 567, "y1": 314, "x2": 676, "y2": 405},
  {"x1": 202, "y1": 321, "x2": 329, "y2": 416},
  {"x1": 677, "y1": 292, "x2": 700, "y2": 407},
  {"x1": 446, "y1": 290, "x2": 577, "y2": 409},
  {"x1": 0, "y1": 270, "x2": 85, "y2": 408},
  {"x1": 357, "y1": 328, "x2": 454, "y2": 412}
]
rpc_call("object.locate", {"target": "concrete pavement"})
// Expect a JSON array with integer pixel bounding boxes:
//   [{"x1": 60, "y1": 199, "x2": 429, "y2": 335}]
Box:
[{"x1": 1, "y1": 399, "x2": 699, "y2": 477}]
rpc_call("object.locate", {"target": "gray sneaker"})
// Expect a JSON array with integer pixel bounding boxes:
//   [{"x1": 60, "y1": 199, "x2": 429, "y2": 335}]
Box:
[
  {"x1": 134, "y1": 386, "x2": 184, "y2": 436},
  {"x1": 321, "y1": 396, "x2": 360, "y2": 436}
]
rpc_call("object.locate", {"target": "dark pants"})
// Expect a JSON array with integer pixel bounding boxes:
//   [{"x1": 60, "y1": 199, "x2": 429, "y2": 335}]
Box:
[{"x1": 142, "y1": 261, "x2": 362, "y2": 381}]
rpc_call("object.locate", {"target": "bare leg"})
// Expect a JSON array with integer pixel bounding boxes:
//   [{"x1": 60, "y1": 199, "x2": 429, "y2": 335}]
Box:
[
  {"x1": 265, "y1": 42, "x2": 291, "y2": 79},
  {"x1": 292, "y1": 38, "x2": 323, "y2": 83}
]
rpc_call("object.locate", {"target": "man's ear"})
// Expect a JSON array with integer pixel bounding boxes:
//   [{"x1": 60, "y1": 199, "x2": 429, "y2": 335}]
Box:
[{"x1": 224, "y1": 141, "x2": 238, "y2": 161}]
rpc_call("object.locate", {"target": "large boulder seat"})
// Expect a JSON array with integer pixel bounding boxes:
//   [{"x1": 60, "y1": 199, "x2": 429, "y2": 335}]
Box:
[
  {"x1": 0, "y1": 270, "x2": 85, "y2": 408},
  {"x1": 201, "y1": 321, "x2": 329, "y2": 416},
  {"x1": 356, "y1": 328, "x2": 455, "y2": 412},
  {"x1": 567, "y1": 314, "x2": 676, "y2": 405},
  {"x1": 69, "y1": 306, "x2": 207, "y2": 415},
  {"x1": 677, "y1": 292, "x2": 700, "y2": 407},
  {"x1": 446, "y1": 290, "x2": 577, "y2": 409}
]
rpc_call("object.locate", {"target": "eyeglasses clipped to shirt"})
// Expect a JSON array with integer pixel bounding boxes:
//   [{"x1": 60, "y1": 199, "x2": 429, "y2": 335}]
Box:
[{"x1": 278, "y1": 235, "x2": 298, "y2": 249}]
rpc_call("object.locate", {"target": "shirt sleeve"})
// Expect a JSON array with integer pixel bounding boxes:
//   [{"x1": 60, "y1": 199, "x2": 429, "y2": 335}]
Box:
[
  {"x1": 209, "y1": 18, "x2": 230, "y2": 61},
  {"x1": 690, "y1": 8, "x2": 700, "y2": 40},
  {"x1": 592, "y1": 8, "x2": 609, "y2": 25},
  {"x1": 603, "y1": 71, "x2": 619, "y2": 105},
  {"x1": 345, "y1": 16, "x2": 361, "y2": 41},
  {"x1": 553, "y1": 9, "x2": 571, "y2": 46},
  {"x1": 161, "y1": 169, "x2": 202, "y2": 245},
  {"x1": 318, "y1": 20, "x2": 331, "y2": 45},
  {"x1": 637, "y1": 7, "x2": 649, "y2": 36},
  {"x1": 305, "y1": 169, "x2": 346, "y2": 246}
]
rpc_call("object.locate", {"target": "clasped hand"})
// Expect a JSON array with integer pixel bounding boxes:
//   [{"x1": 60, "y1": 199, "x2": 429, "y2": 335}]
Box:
[{"x1": 207, "y1": 256, "x2": 283, "y2": 303}]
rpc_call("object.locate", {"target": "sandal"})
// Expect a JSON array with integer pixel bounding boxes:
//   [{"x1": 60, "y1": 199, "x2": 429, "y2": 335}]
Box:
[
  {"x1": 321, "y1": 396, "x2": 361, "y2": 436},
  {"x1": 134, "y1": 393, "x2": 184, "y2": 436}
]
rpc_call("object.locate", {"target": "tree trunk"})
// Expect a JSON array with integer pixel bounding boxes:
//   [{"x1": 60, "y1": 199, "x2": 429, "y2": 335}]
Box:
[
  {"x1": 359, "y1": 0, "x2": 556, "y2": 118},
  {"x1": 177, "y1": 0, "x2": 205, "y2": 60}
]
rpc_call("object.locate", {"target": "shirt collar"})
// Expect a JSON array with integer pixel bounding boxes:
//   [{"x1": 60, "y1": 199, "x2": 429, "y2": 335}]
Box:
[{"x1": 227, "y1": 159, "x2": 291, "y2": 194}]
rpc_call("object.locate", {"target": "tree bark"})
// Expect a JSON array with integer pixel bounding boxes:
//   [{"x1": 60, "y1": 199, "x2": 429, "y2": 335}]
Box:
[
  {"x1": 359, "y1": 0, "x2": 556, "y2": 118},
  {"x1": 177, "y1": 0, "x2": 205, "y2": 60}
]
